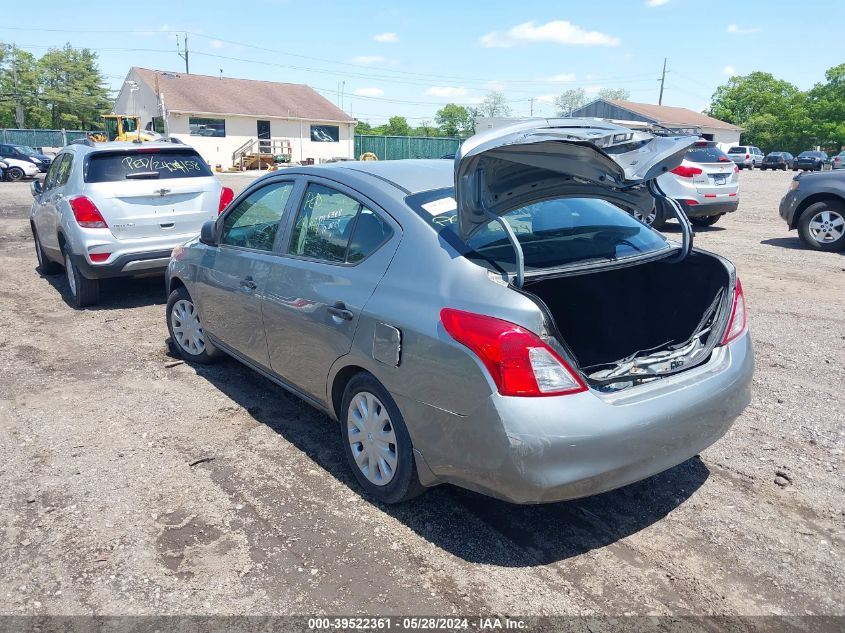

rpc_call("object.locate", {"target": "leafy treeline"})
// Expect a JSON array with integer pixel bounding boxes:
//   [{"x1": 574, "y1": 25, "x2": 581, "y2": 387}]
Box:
[
  {"x1": 0, "y1": 43, "x2": 111, "y2": 129},
  {"x1": 708, "y1": 66, "x2": 845, "y2": 154}
]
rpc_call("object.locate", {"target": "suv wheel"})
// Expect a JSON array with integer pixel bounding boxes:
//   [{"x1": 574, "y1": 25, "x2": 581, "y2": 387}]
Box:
[
  {"x1": 32, "y1": 227, "x2": 61, "y2": 275},
  {"x1": 63, "y1": 250, "x2": 99, "y2": 307},
  {"x1": 166, "y1": 286, "x2": 218, "y2": 363},
  {"x1": 341, "y1": 373, "x2": 426, "y2": 504},
  {"x1": 798, "y1": 201, "x2": 845, "y2": 252},
  {"x1": 6, "y1": 166, "x2": 24, "y2": 181},
  {"x1": 748, "y1": 161, "x2": 754, "y2": 170}
]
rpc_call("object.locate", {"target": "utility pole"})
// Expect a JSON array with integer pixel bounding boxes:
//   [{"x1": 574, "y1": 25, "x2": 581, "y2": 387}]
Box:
[
  {"x1": 176, "y1": 33, "x2": 189, "y2": 74},
  {"x1": 529, "y1": 98, "x2": 534, "y2": 117},
  {"x1": 658, "y1": 57, "x2": 668, "y2": 105}
]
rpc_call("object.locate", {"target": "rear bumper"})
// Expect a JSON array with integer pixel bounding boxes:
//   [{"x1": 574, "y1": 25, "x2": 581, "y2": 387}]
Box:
[
  {"x1": 678, "y1": 199, "x2": 738, "y2": 217},
  {"x1": 70, "y1": 249, "x2": 173, "y2": 279},
  {"x1": 400, "y1": 333, "x2": 754, "y2": 504}
]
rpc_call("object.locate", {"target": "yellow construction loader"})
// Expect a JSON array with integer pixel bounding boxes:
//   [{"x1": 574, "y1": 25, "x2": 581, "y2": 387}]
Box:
[{"x1": 88, "y1": 115, "x2": 160, "y2": 143}]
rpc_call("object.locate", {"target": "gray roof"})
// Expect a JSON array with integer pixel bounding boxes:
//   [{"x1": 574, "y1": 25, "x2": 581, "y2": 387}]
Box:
[{"x1": 331, "y1": 159, "x2": 454, "y2": 193}]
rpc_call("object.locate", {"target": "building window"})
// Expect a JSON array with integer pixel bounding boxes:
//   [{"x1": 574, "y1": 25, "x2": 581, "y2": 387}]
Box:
[
  {"x1": 310, "y1": 125, "x2": 339, "y2": 142},
  {"x1": 189, "y1": 117, "x2": 226, "y2": 137}
]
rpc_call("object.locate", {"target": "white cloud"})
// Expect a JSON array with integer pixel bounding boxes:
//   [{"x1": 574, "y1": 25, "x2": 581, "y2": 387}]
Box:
[
  {"x1": 426, "y1": 86, "x2": 469, "y2": 98},
  {"x1": 485, "y1": 80, "x2": 507, "y2": 91},
  {"x1": 209, "y1": 39, "x2": 224, "y2": 49},
  {"x1": 353, "y1": 87, "x2": 385, "y2": 97},
  {"x1": 480, "y1": 20, "x2": 621, "y2": 48},
  {"x1": 536, "y1": 94, "x2": 557, "y2": 103},
  {"x1": 546, "y1": 73, "x2": 577, "y2": 82},
  {"x1": 722, "y1": 65, "x2": 737, "y2": 76},
  {"x1": 373, "y1": 32, "x2": 399, "y2": 43},
  {"x1": 727, "y1": 23, "x2": 761, "y2": 35},
  {"x1": 646, "y1": 0, "x2": 670, "y2": 6}
]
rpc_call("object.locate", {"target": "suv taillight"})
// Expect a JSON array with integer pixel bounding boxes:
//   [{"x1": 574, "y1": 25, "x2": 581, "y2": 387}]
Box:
[
  {"x1": 218, "y1": 187, "x2": 234, "y2": 214},
  {"x1": 70, "y1": 196, "x2": 108, "y2": 228},
  {"x1": 720, "y1": 278, "x2": 747, "y2": 345},
  {"x1": 440, "y1": 308, "x2": 587, "y2": 397},
  {"x1": 671, "y1": 165, "x2": 703, "y2": 178},
  {"x1": 745, "y1": 153, "x2": 750, "y2": 159}
]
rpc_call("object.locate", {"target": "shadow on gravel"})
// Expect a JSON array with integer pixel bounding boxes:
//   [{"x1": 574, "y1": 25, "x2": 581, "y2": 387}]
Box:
[
  {"x1": 191, "y1": 358, "x2": 711, "y2": 567},
  {"x1": 42, "y1": 270, "x2": 166, "y2": 309},
  {"x1": 760, "y1": 237, "x2": 805, "y2": 251}
]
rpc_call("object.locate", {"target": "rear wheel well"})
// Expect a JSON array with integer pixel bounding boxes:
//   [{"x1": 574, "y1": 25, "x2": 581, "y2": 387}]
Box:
[
  {"x1": 331, "y1": 365, "x2": 369, "y2": 421},
  {"x1": 793, "y1": 193, "x2": 845, "y2": 228}
]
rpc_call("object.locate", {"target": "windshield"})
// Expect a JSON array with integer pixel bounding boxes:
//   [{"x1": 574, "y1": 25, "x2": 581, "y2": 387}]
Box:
[
  {"x1": 407, "y1": 188, "x2": 672, "y2": 273},
  {"x1": 85, "y1": 149, "x2": 213, "y2": 182},
  {"x1": 14, "y1": 145, "x2": 37, "y2": 156}
]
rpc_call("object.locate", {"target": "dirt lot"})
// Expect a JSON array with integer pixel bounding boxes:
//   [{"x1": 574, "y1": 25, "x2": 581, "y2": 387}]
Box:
[{"x1": 0, "y1": 169, "x2": 842, "y2": 620}]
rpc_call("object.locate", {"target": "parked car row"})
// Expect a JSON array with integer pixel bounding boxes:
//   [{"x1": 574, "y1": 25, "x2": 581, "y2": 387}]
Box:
[
  {"x1": 29, "y1": 120, "x2": 754, "y2": 505},
  {"x1": 0, "y1": 143, "x2": 52, "y2": 180}
]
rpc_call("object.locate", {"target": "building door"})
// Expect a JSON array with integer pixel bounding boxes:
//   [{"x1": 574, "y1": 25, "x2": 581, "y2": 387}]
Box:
[{"x1": 257, "y1": 120, "x2": 271, "y2": 154}]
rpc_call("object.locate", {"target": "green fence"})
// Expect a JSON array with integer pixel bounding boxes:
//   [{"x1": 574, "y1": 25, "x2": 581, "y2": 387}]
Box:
[
  {"x1": 0, "y1": 129, "x2": 96, "y2": 149},
  {"x1": 354, "y1": 135, "x2": 463, "y2": 161}
]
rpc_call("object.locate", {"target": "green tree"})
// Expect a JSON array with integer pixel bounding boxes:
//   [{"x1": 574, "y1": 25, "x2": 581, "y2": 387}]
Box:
[
  {"x1": 597, "y1": 87, "x2": 630, "y2": 101},
  {"x1": 708, "y1": 72, "x2": 804, "y2": 152},
  {"x1": 414, "y1": 120, "x2": 439, "y2": 137},
  {"x1": 38, "y1": 43, "x2": 110, "y2": 129},
  {"x1": 0, "y1": 44, "x2": 47, "y2": 128},
  {"x1": 435, "y1": 103, "x2": 473, "y2": 137},
  {"x1": 806, "y1": 64, "x2": 845, "y2": 150},
  {"x1": 478, "y1": 91, "x2": 511, "y2": 118},
  {"x1": 383, "y1": 115, "x2": 412, "y2": 136},
  {"x1": 554, "y1": 88, "x2": 587, "y2": 116},
  {"x1": 354, "y1": 120, "x2": 376, "y2": 135}
]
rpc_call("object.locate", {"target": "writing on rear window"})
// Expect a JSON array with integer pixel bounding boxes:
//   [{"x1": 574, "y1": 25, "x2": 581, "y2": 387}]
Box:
[
  {"x1": 120, "y1": 155, "x2": 204, "y2": 174},
  {"x1": 85, "y1": 150, "x2": 213, "y2": 182}
]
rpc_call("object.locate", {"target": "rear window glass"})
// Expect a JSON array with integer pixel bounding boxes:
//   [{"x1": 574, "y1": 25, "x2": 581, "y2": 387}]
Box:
[
  {"x1": 406, "y1": 188, "x2": 671, "y2": 273},
  {"x1": 727, "y1": 147, "x2": 746, "y2": 153},
  {"x1": 686, "y1": 144, "x2": 730, "y2": 163},
  {"x1": 798, "y1": 151, "x2": 826, "y2": 158},
  {"x1": 84, "y1": 149, "x2": 213, "y2": 182}
]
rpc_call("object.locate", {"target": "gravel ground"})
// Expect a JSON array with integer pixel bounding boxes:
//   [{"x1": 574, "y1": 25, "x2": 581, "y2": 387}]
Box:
[{"x1": 0, "y1": 169, "x2": 842, "y2": 620}]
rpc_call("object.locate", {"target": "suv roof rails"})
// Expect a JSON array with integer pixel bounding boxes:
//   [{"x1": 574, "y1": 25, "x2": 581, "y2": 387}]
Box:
[{"x1": 68, "y1": 138, "x2": 96, "y2": 147}]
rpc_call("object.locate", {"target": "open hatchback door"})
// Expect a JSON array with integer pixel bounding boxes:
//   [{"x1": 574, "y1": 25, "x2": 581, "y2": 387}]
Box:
[
  {"x1": 450, "y1": 119, "x2": 743, "y2": 390},
  {"x1": 454, "y1": 118, "x2": 697, "y2": 286}
]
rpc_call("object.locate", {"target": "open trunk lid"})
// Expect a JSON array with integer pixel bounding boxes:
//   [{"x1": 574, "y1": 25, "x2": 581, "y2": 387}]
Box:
[{"x1": 454, "y1": 118, "x2": 697, "y2": 241}]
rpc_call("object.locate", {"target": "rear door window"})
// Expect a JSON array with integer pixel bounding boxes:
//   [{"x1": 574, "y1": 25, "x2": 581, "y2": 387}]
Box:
[
  {"x1": 407, "y1": 188, "x2": 670, "y2": 273},
  {"x1": 84, "y1": 149, "x2": 213, "y2": 182},
  {"x1": 288, "y1": 183, "x2": 392, "y2": 264}
]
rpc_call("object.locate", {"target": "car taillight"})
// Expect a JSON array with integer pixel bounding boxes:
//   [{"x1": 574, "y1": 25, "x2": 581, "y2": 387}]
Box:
[
  {"x1": 440, "y1": 308, "x2": 587, "y2": 397},
  {"x1": 720, "y1": 278, "x2": 747, "y2": 345},
  {"x1": 218, "y1": 187, "x2": 234, "y2": 214},
  {"x1": 734, "y1": 165, "x2": 739, "y2": 173},
  {"x1": 745, "y1": 153, "x2": 750, "y2": 159},
  {"x1": 671, "y1": 165, "x2": 703, "y2": 178},
  {"x1": 70, "y1": 196, "x2": 108, "y2": 228}
]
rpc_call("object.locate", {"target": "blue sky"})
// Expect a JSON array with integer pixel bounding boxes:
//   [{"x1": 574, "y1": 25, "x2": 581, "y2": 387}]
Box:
[{"x1": 4, "y1": 0, "x2": 842, "y2": 124}]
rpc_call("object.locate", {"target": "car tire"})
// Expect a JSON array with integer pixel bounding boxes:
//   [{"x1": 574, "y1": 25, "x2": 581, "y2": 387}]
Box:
[
  {"x1": 6, "y1": 166, "x2": 24, "y2": 181},
  {"x1": 748, "y1": 162, "x2": 753, "y2": 170},
  {"x1": 166, "y1": 286, "x2": 219, "y2": 364},
  {"x1": 340, "y1": 373, "x2": 426, "y2": 504},
  {"x1": 32, "y1": 227, "x2": 61, "y2": 275},
  {"x1": 63, "y1": 249, "x2": 99, "y2": 308},
  {"x1": 792, "y1": 167, "x2": 798, "y2": 171},
  {"x1": 797, "y1": 200, "x2": 845, "y2": 252},
  {"x1": 690, "y1": 214, "x2": 722, "y2": 227}
]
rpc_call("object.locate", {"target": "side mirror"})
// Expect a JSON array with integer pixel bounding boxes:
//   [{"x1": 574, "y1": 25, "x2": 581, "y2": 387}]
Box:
[
  {"x1": 30, "y1": 180, "x2": 43, "y2": 196},
  {"x1": 199, "y1": 221, "x2": 219, "y2": 247}
]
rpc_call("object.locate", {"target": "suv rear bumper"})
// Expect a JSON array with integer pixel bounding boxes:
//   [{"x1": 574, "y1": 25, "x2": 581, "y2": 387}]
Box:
[
  {"x1": 679, "y1": 199, "x2": 738, "y2": 218},
  {"x1": 70, "y1": 249, "x2": 173, "y2": 279}
]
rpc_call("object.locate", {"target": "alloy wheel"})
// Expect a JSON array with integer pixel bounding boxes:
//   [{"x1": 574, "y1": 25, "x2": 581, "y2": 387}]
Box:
[
  {"x1": 633, "y1": 206, "x2": 657, "y2": 226},
  {"x1": 346, "y1": 391, "x2": 398, "y2": 486},
  {"x1": 170, "y1": 299, "x2": 206, "y2": 355},
  {"x1": 808, "y1": 209, "x2": 845, "y2": 244},
  {"x1": 64, "y1": 253, "x2": 77, "y2": 296}
]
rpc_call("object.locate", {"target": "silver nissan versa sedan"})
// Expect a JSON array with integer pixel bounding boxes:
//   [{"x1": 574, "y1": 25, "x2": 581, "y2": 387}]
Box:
[{"x1": 165, "y1": 119, "x2": 753, "y2": 504}]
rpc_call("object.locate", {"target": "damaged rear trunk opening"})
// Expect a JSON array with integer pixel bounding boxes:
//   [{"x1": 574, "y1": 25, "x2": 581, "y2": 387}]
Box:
[{"x1": 523, "y1": 252, "x2": 732, "y2": 390}]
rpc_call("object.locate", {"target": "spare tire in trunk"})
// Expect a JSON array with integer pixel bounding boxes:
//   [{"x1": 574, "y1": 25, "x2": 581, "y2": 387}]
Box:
[{"x1": 522, "y1": 252, "x2": 731, "y2": 378}]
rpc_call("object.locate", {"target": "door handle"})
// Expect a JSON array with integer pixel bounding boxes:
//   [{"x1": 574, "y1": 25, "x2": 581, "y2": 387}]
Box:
[
  {"x1": 239, "y1": 277, "x2": 257, "y2": 290},
  {"x1": 327, "y1": 301, "x2": 354, "y2": 321}
]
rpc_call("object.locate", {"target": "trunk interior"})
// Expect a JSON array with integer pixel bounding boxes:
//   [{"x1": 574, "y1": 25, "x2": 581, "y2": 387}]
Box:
[{"x1": 523, "y1": 252, "x2": 731, "y2": 384}]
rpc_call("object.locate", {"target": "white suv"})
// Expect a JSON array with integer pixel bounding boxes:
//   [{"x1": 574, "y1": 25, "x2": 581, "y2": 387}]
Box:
[
  {"x1": 726, "y1": 145, "x2": 763, "y2": 170},
  {"x1": 30, "y1": 139, "x2": 234, "y2": 307}
]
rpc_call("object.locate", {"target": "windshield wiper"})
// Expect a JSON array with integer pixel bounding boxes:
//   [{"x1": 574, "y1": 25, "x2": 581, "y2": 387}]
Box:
[{"x1": 125, "y1": 171, "x2": 160, "y2": 180}]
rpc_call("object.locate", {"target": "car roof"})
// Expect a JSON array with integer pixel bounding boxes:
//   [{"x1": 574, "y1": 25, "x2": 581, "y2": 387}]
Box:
[{"x1": 325, "y1": 159, "x2": 454, "y2": 194}]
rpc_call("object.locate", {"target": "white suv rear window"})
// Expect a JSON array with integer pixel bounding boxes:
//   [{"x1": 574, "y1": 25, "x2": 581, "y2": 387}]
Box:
[{"x1": 85, "y1": 149, "x2": 213, "y2": 182}]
